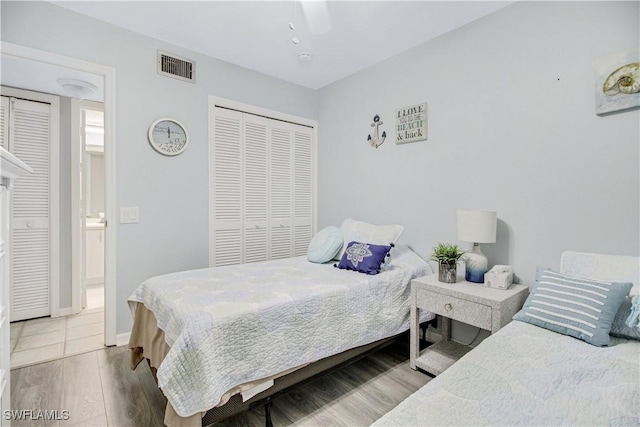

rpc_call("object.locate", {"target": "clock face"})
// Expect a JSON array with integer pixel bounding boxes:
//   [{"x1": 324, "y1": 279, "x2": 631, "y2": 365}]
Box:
[{"x1": 148, "y1": 119, "x2": 188, "y2": 156}]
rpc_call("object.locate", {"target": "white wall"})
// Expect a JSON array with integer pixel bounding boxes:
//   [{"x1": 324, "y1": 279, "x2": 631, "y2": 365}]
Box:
[
  {"x1": 1, "y1": 1, "x2": 318, "y2": 334},
  {"x1": 317, "y1": 1, "x2": 639, "y2": 290},
  {"x1": 2, "y1": 1, "x2": 638, "y2": 339}
]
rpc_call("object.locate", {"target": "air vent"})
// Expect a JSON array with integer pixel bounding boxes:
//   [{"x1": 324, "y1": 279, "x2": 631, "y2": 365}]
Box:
[{"x1": 158, "y1": 51, "x2": 195, "y2": 83}]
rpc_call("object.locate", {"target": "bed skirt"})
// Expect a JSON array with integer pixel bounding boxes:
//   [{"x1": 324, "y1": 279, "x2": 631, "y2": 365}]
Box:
[{"x1": 129, "y1": 302, "x2": 400, "y2": 427}]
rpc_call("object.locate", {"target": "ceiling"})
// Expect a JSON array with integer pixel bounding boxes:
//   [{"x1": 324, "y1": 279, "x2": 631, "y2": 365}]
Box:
[
  {"x1": 48, "y1": 0, "x2": 513, "y2": 90},
  {"x1": 1, "y1": 55, "x2": 105, "y2": 102}
]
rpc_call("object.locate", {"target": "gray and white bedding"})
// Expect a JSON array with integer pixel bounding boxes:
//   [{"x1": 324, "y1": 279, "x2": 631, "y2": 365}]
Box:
[
  {"x1": 373, "y1": 318, "x2": 640, "y2": 426},
  {"x1": 128, "y1": 245, "x2": 432, "y2": 418},
  {"x1": 375, "y1": 250, "x2": 640, "y2": 426}
]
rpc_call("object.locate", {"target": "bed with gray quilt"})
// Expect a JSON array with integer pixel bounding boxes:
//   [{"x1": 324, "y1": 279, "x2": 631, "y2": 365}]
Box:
[
  {"x1": 374, "y1": 251, "x2": 640, "y2": 426},
  {"x1": 128, "y1": 244, "x2": 433, "y2": 427}
]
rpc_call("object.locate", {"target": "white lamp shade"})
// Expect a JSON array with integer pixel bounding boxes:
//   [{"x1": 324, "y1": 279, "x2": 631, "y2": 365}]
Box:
[{"x1": 457, "y1": 210, "x2": 497, "y2": 243}]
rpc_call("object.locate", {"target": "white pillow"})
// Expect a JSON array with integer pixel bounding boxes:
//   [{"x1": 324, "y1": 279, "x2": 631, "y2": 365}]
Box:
[
  {"x1": 307, "y1": 226, "x2": 343, "y2": 263},
  {"x1": 334, "y1": 218, "x2": 404, "y2": 261}
]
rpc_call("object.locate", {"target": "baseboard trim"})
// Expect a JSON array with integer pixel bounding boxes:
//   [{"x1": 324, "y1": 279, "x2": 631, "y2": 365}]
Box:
[
  {"x1": 57, "y1": 307, "x2": 74, "y2": 317},
  {"x1": 425, "y1": 328, "x2": 443, "y2": 343},
  {"x1": 86, "y1": 277, "x2": 104, "y2": 286},
  {"x1": 116, "y1": 331, "x2": 131, "y2": 347}
]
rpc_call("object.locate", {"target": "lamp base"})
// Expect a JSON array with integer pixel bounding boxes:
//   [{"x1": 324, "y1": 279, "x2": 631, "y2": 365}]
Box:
[{"x1": 465, "y1": 243, "x2": 488, "y2": 283}]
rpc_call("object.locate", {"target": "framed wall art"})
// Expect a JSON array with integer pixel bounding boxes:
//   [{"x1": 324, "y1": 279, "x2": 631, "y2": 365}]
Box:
[
  {"x1": 395, "y1": 103, "x2": 427, "y2": 144},
  {"x1": 594, "y1": 49, "x2": 640, "y2": 116}
]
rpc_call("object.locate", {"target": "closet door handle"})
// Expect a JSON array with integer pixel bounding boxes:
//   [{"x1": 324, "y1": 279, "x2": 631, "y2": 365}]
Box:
[{"x1": 26, "y1": 221, "x2": 35, "y2": 229}]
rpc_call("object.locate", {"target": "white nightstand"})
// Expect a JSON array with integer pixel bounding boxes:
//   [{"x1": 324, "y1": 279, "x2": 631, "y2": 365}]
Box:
[{"x1": 410, "y1": 274, "x2": 528, "y2": 376}]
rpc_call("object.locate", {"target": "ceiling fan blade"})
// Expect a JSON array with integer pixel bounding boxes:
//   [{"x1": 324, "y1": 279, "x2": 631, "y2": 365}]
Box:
[{"x1": 300, "y1": 0, "x2": 332, "y2": 35}]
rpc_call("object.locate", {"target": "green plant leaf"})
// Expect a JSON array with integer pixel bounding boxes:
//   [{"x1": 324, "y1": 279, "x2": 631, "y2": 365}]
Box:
[{"x1": 430, "y1": 242, "x2": 465, "y2": 267}]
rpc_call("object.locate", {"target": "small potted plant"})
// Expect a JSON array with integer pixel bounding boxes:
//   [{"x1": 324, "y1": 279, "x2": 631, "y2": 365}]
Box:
[{"x1": 431, "y1": 243, "x2": 465, "y2": 284}]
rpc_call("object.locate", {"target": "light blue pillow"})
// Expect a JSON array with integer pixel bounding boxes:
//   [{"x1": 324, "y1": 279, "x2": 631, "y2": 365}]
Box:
[
  {"x1": 307, "y1": 226, "x2": 343, "y2": 263},
  {"x1": 610, "y1": 296, "x2": 640, "y2": 341},
  {"x1": 513, "y1": 267, "x2": 633, "y2": 346}
]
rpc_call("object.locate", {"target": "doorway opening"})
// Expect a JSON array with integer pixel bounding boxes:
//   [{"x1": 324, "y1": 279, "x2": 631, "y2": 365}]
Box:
[
  {"x1": 2, "y1": 42, "x2": 117, "y2": 363},
  {"x1": 79, "y1": 101, "x2": 105, "y2": 313},
  {"x1": 2, "y1": 88, "x2": 107, "y2": 368}
]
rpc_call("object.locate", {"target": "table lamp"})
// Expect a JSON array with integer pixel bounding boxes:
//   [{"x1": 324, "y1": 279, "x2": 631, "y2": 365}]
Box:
[{"x1": 457, "y1": 209, "x2": 497, "y2": 283}]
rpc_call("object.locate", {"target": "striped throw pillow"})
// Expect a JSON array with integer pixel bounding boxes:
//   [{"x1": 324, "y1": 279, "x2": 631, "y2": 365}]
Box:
[{"x1": 513, "y1": 268, "x2": 633, "y2": 346}]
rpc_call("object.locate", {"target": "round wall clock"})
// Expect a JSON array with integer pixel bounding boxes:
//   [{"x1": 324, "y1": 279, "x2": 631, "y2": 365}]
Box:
[{"x1": 148, "y1": 118, "x2": 189, "y2": 156}]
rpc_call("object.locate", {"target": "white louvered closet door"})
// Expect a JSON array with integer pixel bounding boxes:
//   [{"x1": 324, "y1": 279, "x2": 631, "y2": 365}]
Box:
[
  {"x1": 0, "y1": 97, "x2": 8, "y2": 149},
  {"x1": 211, "y1": 104, "x2": 315, "y2": 267},
  {"x1": 269, "y1": 124, "x2": 293, "y2": 260},
  {"x1": 243, "y1": 115, "x2": 269, "y2": 263},
  {"x1": 293, "y1": 125, "x2": 313, "y2": 256},
  {"x1": 10, "y1": 98, "x2": 51, "y2": 321},
  {"x1": 210, "y1": 108, "x2": 243, "y2": 267}
]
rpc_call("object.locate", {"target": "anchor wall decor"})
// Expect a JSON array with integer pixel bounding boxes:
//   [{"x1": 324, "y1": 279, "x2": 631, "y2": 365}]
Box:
[{"x1": 367, "y1": 114, "x2": 386, "y2": 148}]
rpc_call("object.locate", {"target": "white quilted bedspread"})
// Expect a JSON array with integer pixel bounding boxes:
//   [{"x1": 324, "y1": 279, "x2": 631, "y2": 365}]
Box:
[
  {"x1": 129, "y1": 245, "x2": 432, "y2": 417},
  {"x1": 373, "y1": 320, "x2": 640, "y2": 426}
]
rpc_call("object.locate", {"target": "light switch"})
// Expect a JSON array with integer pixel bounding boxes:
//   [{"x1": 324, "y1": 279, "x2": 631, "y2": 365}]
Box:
[{"x1": 120, "y1": 207, "x2": 139, "y2": 224}]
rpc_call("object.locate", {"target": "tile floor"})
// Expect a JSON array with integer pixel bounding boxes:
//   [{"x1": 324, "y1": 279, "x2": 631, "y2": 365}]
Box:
[
  {"x1": 86, "y1": 283, "x2": 105, "y2": 310},
  {"x1": 10, "y1": 284, "x2": 105, "y2": 369}
]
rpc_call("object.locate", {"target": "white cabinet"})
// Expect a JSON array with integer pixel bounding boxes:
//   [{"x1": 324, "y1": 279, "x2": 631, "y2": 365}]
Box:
[
  {"x1": 1, "y1": 147, "x2": 33, "y2": 426},
  {"x1": 85, "y1": 226, "x2": 104, "y2": 284}
]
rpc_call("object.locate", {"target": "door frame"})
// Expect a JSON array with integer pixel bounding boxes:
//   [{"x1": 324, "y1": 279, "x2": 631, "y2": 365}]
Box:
[
  {"x1": 71, "y1": 99, "x2": 105, "y2": 313},
  {"x1": 1, "y1": 87, "x2": 60, "y2": 320},
  {"x1": 1, "y1": 41, "x2": 118, "y2": 346}
]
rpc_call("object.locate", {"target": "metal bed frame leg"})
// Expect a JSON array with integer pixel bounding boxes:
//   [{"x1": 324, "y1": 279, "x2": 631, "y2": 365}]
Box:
[{"x1": 264, "y1": 400, "x2": 273, "y2": 427}]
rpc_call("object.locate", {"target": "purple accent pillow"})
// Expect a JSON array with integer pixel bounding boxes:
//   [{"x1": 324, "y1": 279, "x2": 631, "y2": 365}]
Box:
[{"x1": 335, "y1": 241, "x2": 393, "y2": 275}]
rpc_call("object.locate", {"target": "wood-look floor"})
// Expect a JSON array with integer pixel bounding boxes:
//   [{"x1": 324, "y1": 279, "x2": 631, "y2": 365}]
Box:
[{"x1": 11, "y1": 340, "x2": 431, "y2": 427}]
